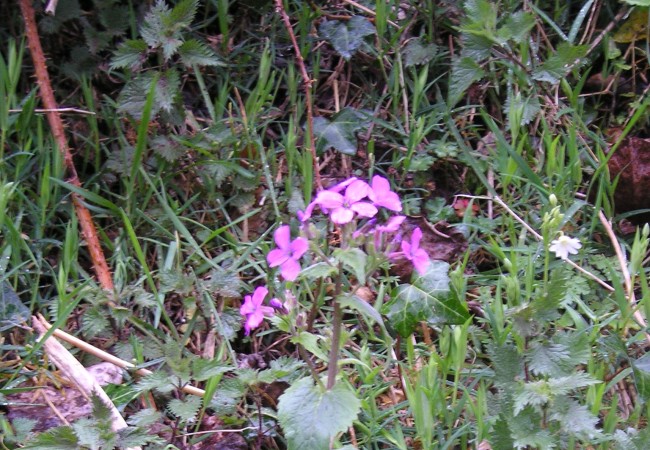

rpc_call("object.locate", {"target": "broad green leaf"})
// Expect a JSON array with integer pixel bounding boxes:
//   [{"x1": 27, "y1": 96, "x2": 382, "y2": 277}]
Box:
[
  {"x1": 532, "y1": 42, "x2": 589, "y2": 84},
  {"x1": 313, "y1": 107, "x2": 370, "y2": 155},
  {"x1": 489, "y1": 343, "x2": 524, "y2": 387},
  {"x1": 448, "y1": 57, "x2": 485, "y2": 106},
  {"x1": 383, "y1": 261, "x2": 469, "y2": 337},
  {"x1": 168, "y1": 0, "x2": 199, "y2": 28},
  {"x1": 135, "y1": 370, "x2": 177, "y2": 394},
  {"x1": 278, "y1": 377, "x2": 360, "y2": 450},
  {"x1": 110, "y1": 39, "x2": 148, "y2": 70},
  {"x1": 620, "y1": 0, "x2": 650, "y2": 5},
  {"x1": 333, "y1": 247, "x2": 367, "y2": 284},
  {"x1": 632, "y1": 353, "x2": 650, "y2": 401},
  {"x1": 127, "y1": 408, "x2": 163, "y2": 427},
  {"x1": 525, "y1": 342, "x2": 572, "y2": 377},
  {"x1": 299, "y1": 261, "x2": 338, "y2": 281},
  {"x1": 403, "y1": 38, "x2": 438, "y2": 67},
  {"x1": 178, "y1": 39, "x2": 224, "y2": 67},
  {"x1": 291, "y1": 331, "x2": 329, "y2": 361},
  {"x1": 192, "y1": 358, "x2": 232, "y2": 382},
  {"x1": 1, "y1": 281, "x2": 30, "y2": 333},
  {"x1": 319, "y1": 16, "x2": 375, "y2": 60},
  {"x1": 167, "y1": 395, "x2": 202, "y2": 422},
  {"x1": 549, "y1": 397, "x2": 600, "y2": 438},
  {"x1": 23, "y1": 426, "x2": 79, "y2": 449},
  {"x1": 498, "y1": 11, "x2": 536, "y2": 44}
]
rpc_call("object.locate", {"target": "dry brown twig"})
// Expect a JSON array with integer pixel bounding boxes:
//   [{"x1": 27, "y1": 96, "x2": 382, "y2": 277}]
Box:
[
  {"x1": 274, "y1": 0, "x2": 322, "y2": 189},
  {"x1": 19, "y1": 0, "x2": 114, "y2": 292}
]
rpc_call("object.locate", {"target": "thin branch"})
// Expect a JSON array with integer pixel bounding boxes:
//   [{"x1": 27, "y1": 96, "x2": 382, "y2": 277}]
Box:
[
  {"x1": 275, "y1": 0, "x2": 322, "y2": 189},
  {"x1": 19, "y1": 0, "x2": 113, "y2": 291}
]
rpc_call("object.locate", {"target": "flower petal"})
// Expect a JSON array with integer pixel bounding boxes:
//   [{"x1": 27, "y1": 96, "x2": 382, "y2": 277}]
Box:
[
  {"x1": 267, "y1": 248, "x2": 289, "y2": 268},
  {"x1": 273, "y1": 225, "x2": 292, "y2": 250},
  {"x1": 252, "y1": 286, "x2": 268, "y2": 306},
  {"x1": 411, "y1": 227, "x2": 423, "y2": 249},
  {"x1": 280, "y1": 258, "x2": 301, "y2": 281},
  {"x1": 315, "y1": 190, "x2": 344, "y2": 209},
  {"x1": 330, "y1": 207, "x2": 354, "y2": 224},
  {"x1": 290, "y1": 236, "x2": 309, "y2": 259},
  {"x1": 351, "y1": 202, "x2": 378, "y2": 218},
  {"x1": 345, "y1": 180, "x2": 371, "y2": 203},
  {"x1": 240, "y1": 294, "x2": 255, "y2": 315}
]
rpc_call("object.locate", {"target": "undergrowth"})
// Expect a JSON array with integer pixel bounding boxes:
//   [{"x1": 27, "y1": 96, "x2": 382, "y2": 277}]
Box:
[{"x1": 2, "y1": 0, "x2": 650, "y2": 449}]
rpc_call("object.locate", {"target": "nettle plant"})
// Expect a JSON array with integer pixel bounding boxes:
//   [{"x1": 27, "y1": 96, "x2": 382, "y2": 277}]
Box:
[{"x1": 239, "y1": 175, "x2": 469, "y2": 449}]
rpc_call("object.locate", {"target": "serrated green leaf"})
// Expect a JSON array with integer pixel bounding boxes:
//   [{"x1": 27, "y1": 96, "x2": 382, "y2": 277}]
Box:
[
  {"x1": 526, "y1": 342, "x2": 572, "y2": 377},
  {"x1": 313, "y1": 107, "x2": 370, "y2": 155},
  {"x1": 23, "y1": 426, "x2": 79, "y2": 449},
  {"x1": 168, "y1": 0, "x2": 199, "y2": 28},
  {"x1": 268, "y1": 356, "x2": 306, "y2": 381},
  {"x1": 127, "y1": 408, "x2": 163, "y2": 427},
  {"x1": 192, "y1": 358, "x2": 232, "y2": 382},
  {"x1": 178, "y1": 39, "x2": 223, "y2": 67},
  {"x1": 549, "y1": 396, "x2": 600, "y2": 438},
  {"x1": 333, "y1": 247, "x2": 367, "y2": 284},
  {"x1": 167, "y1": 395, "x2": 202, "y2": 422},
  {"x1": 278, "y1": 377, "x2": 360, "y2": 450},
  {"x1": 141, "y1": 0, "x2": 171, "y2": 48},
  {"x1": 489, "y1": 343, "x2": 524, "y2": 387},
  {"x1": 532, "y1": 42, "x2": 589, "y2": 84},
  {"x1": 448, "y1": 57, "x2": 485, "y2": 106},
  {"x1": 117, "y1": 427, "x2": 165, "y2": 447},
  {"x1": 319, "y1": 16, "x2": 375, "y2": 60},
  {"x1": 621, "y1": 0, "x2": 650, "y2": 5},
  {"x1": 403, "y1": 38, "x2": 438, "y2": 67},
  {"x1": 81, "y1": 306, "x2": 110, "y2": 337},
  {"x1": 498, "y1": 11, "x2": 536, "y2": 44},
  {"x1": 1, "y1": 281, "x2": 30, "y2": 333},
  {"x1": 135, "y1": 370, "x2": 177, "y2": 394},
  {"x1": 110, "y1": 39, "x2": 148, "y2": 70}
]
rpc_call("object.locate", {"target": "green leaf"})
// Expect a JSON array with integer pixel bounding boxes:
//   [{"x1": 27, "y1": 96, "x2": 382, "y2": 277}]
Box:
[
  {"x1": 291, "y1": 331, "x2": 329, "y2": 361},
  {"x1": 135, "y1": 371, "x2": 177, "y2": 394},
  {"x1": 448, "y1": 57, "x2": 485, "y2": 106},
  {"x1": 23, "y1": 426, "x2": 79, "y2": 449},
  {"x1": 525, "y1": 342, "x2": 572, "y2": 377},
  {"x1": 167, "y1": 395, "x2": 202, "y2": 422},
  {"x1": 333, "y1": 247, "x2": 367, "y2": 284},
  {"x1": 127, "y1": 408, "x2": 163, "y2": 427},
  {"x1": 319, "y1": 16, "x2": 375, "y2": 60},
  {"x1": 313, "y1": 107, "x2": 370, "y2": 155},
  {"x1": 549, "y1": 397, "x2": 600, "y2": 439},
  {"x1": 117, "y1": 70, "x2": 181, "y2": 119},
  {"x1": 337, "y1": 294, "x2": 385, "y2": 328},
  {"x1": 278, "y1": 377, "x2": 360, "y2": 450},
  {"x1": 403, "y1": 38, "x2": 438, "y2": 67},
  {"x1": 489, "y1": 343, "x2": 524, "y2": 387},
  {"x1": 1, "y1": 281, "x2": 30, "y2": 333},
  {"x1": 620, "y1": 0, "x2": 650, "y2": 4},
  {"x1": 383, "y1": 261, "x2": 469, "y2": 337},
  {"x1": 177, "y1": 39, "x2": 223, "y2": 67},
  {"x1": 299, "y1": 261, "x2": 338, "y2": 280},
  {"x1": 110, "y1": 39, "x2": 148, "y2": 70},
  {"x1": 632, "y1": 353, "x2": 650, "y2": 401},
  {"x1": 191, "y1": 358, "x2": 232, "y2": 382},
  {"x1": 532, "y1": 42, "x2": 589, "y2": 84},
  {"x1": 498, "y1": 11, "x2": 536, "y2": 44}
]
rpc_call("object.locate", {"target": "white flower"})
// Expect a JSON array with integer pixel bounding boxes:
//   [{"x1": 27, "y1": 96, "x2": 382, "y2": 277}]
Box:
[{"x1": 549, "y1": 235, "x2": 582, "y2": 259}]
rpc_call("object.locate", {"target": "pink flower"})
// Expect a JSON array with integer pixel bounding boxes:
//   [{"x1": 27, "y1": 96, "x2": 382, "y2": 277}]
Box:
[
  {"x1": 401, "y1": 227, "x2": 430, "y2": 275},
  {"x1": 314, "y1": 179, "x2": 377, "y2": 224},
  {"x1": 267, "y1": 225, "x2": 308, "y2": 281},
  {"x1": 240, "y1": 286, "x2": 275, "y2": 335},
  {"x1": 375, "y1": 215, "x2": 406, "y2": 233},
  {"x1": 369, "y1": 176, "x2": 402, "y2": 212}
]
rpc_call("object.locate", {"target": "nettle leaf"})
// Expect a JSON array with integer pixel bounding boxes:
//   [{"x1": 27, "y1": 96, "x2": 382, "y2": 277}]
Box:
[
  {"x1": 319, "y1": 16, "x2": 375, "y2": 60},
  {"x1": 448, "y1": 57, "x2": 485, "y2": 106},
  {"x1": 135, "y1": 370, "x2": 178, "y2": 394},
  {"x1": 201, "y1": 267, "x2": 244, "y2": 298},
  {"x1": 549, "y1": 396, "x2": 600, "y2": 439},
  {"x1": 168, "y1": 0, "x2": 199, "y2": 28},
  {"x1": 489, "y1": 343, "x2": 524, "y2": 387},
  {"x1": 167, "y1": 395, "x2": 202, "y2": 422},
  {"x1": 525, "y1": 342, "x2": 572, "y2": 377},
  {"x1": 278, "y1": 377, "x2": 360, "y2": 450},
  {"x1": 192, "y1": 358, "x2": 232, "y2": 382},
  {"x1": 505, "y1": 93, "x2": 541, "y2": 128},
  {"x1": 127, "y1": 408, "x2": 163, "y2": 427},
  {"x1": 1, "y1": 281, "x2": 30, "y2": 332},
  {"x1": 463, "y1": 0, "x2": 497, "y2": 34},
  {"x1": 498, "y1": 11, "x2": 536, "y2": 44},
  {"x1": 268, "y1": 356, "x2": 306, "y2": 381},
  {"x1": 151, "y1": 135, "x2": 186, "y2": 162},
  {"x1": 81, "y1": 306, "x2": 110, "y2": 337},
  {"x1": 140, "y1": 0, "x2": 172, "y2": 48},
  {"x1": 178, "y1": 39, "x2": 223, "y2": 67},
  {"x1": 532, "y1": 42, "x2": 589, "y2": 84},
  {"x1": 548, "y1": 371, "x2": 600, "y2": 395},
  {"x1": 110, "y1": 39, "x2": 148, "y2": 71},
  {"x1": 632, "y1": 353, "x2": 650, "y2": 401},
  {"x1": 403, "y1": 38, "x2": 438, "y2": 67},
  {"x1": 514, "y1": 380, "x2": 553, "y2": 414},
  {"x1": 333, "y1": 247, "x2": 367, "y2": 284},
  {"x1": 23, "y1": 426, "x2": 79, "y2": 449},
  {"x1": 117, "y1": 70, "x2": 181, "y2": 119},
  {"x1": 383, "y1": 261, "x2": 469, "y2": 337},
  {"x1": 313, "y1": 107, "x2": 370, "y2": 155}
]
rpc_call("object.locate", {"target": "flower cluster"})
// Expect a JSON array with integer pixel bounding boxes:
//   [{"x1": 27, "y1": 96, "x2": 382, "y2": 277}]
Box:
[{"x1": 240, "y1": 175, "x2": 431, "y2": 335}]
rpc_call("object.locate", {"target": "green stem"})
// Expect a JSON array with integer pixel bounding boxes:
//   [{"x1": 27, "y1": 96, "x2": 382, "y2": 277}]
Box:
[{"x1": 326, "y1": 262, "x2": 343, "y2": 390}]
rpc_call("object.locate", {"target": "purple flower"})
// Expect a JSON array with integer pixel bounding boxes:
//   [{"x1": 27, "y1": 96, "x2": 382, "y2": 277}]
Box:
[
  {"x1": 369, "y1": 176, "x2": 402, "y2": 212},
  {"x1": 314, "y1": 179, "x2": 377, "y2": 224},
  {"x1": 375, "y1": 215, "x2": 406, "y2": 233},
  {"x1": 267, "y1": 225, "x2": 308, "y2": 281},
  {"x1": 401, "y1": 227, "x2": 430, "y2": 275},
  {"x1": 240, "y1": 286, "x2": 275, "y2": 335}
]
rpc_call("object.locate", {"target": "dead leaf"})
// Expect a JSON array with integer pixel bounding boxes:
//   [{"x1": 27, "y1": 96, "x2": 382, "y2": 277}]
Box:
[{"x1": 607, "y1": 136, "x2": 650, "y2": 223}]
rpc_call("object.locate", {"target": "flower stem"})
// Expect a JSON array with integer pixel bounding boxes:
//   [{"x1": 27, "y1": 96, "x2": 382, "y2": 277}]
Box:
[{"x1": 326, "y1": 262, "x2": 343, "y2": 390}]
